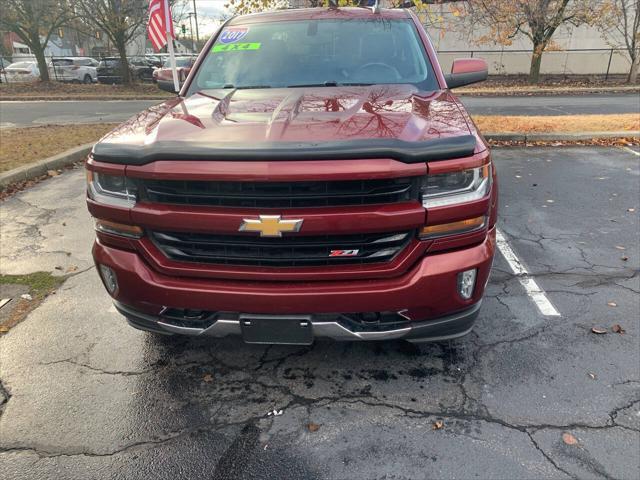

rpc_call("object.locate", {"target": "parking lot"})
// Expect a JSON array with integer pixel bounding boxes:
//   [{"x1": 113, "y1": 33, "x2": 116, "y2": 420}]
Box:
[
  {"x1": 1, "y1": 93, "x2": 639, "y2": 128},
  {"x1": 0, "y1": 146, "x2": 638, "y2": 479}
]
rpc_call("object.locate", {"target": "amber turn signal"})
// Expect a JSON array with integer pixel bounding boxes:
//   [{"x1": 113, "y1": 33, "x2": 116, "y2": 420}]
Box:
[
  {"x1": 95, "y1": 219, "x2": 143, "y2": 239},
  {"x1": 419, "y1": 216, "x2": 486, "y2": 239}
]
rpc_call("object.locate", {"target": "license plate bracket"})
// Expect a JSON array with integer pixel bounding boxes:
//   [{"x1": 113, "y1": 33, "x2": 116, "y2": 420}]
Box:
[{"x1": 240, "y1": 314, "x2": 313, "y2": 345}]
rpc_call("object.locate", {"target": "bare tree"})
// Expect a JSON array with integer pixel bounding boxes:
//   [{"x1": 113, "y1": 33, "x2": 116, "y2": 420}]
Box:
[
  {"x1": 0, "y1": 0, "x2": 76, "y2": 82},
  {"x1": 600, "y1": 0, "x2": 640, "y2": 83},
  {"x1": 75, "y1": 0, "x2": 147, "y2": 84},
  {"x1": 462, "y1": 1, "x2": 599, "y2": 83}
]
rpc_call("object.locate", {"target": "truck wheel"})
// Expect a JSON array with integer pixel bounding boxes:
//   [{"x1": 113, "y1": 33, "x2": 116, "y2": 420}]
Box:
[{"x1": 83, "y1": 74, "x2": 92, "y2": 84}]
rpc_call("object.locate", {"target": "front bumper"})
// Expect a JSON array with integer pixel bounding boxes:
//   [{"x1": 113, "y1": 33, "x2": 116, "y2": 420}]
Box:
[
  {"x1": 94, "y1": 227, "x2": 495, "y2": 342},
  {"x1": 115, "y1": 299, "x2": 482, "y2": 343}
]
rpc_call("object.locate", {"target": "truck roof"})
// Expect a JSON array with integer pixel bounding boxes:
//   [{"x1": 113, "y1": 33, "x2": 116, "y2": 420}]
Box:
[{"x1": 227, "y1": 7, "x2": 411, "y2": 26}]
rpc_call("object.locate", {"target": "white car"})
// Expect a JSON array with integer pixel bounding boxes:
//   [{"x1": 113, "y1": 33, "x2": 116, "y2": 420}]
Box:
[
  {"x1": 48, "y1": 57, "x2": 98, "y2": 83},
  {"x1": 3, "y1": 61, "x2": 39, "y2": 82}
]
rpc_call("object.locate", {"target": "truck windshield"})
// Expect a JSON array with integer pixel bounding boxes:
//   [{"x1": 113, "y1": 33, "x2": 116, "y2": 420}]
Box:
[{"x1": 188, "y1": 19, "x2": 438, "y2": 93}]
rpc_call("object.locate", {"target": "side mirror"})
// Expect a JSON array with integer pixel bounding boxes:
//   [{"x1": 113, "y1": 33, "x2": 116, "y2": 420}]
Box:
[{"x1": 444, "y1": 58, "x2": 488, "y2": 89}]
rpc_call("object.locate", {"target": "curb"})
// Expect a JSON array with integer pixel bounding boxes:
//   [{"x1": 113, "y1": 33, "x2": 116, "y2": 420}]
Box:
[
  {"x1": 0, "y1": 143, "x2": 93, "y2": 191},
  {"x1": 457, "y1": 86, "x2": 640, "y2": 96},
  {"x1": 484, "y1": 131, "x2": 640, "y2": 142}
]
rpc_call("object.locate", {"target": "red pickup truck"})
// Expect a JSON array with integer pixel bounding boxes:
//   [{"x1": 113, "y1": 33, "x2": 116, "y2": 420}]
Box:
[{"x1": 86, "y1": 7, "x2": 497, "y2": 345}]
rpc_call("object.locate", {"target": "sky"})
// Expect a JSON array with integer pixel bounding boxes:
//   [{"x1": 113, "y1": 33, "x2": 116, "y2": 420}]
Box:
[{"x1": 185, "y1": 0, "x2": 230, "y2": 37}]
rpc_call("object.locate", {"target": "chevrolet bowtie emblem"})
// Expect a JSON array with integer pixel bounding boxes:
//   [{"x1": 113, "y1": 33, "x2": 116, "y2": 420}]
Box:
[{"x1": 239, "y1": 215, "x2": 304, "y2": 237}]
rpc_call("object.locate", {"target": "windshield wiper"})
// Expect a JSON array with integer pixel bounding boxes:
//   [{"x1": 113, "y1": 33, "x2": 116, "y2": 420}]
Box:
[
  {"x1": 221, "y1": 84, "x2": 272, "y2": 90},
  {"x1": 287, "y1": 81, "x2": 339, "y2": 88},
  {"x1": 287, "y1": 81, "x2": 376, "y2": 87}
]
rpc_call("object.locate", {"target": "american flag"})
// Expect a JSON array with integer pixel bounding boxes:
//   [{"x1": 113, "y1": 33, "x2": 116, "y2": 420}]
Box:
[{"x1": 147, "y1": 0, "x2": 174, "y2": 52}]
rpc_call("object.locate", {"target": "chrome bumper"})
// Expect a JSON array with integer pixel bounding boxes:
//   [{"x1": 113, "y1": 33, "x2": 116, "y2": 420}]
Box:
[{"x1": 114, "y1": 301, "x2": 481, "y2": 344}]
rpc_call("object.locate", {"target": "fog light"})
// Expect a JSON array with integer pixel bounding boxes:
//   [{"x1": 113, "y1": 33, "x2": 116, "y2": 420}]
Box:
[
  {"x1": 457, "y1": 269, "x2": 477, "y2": 300},
  {"x1": 98, "y1": 264, "x2": 118, "y2": 294}
]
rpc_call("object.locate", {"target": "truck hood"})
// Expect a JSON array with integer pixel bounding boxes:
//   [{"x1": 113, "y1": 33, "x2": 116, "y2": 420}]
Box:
[{"x1": 93, "y1": 85, "x2": 481, "y2": 165}]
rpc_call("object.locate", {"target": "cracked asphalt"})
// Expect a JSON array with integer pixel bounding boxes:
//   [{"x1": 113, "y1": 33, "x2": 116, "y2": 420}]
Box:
[{"x1": 0, "y1": 146, "x2": 638, "y2": 480}]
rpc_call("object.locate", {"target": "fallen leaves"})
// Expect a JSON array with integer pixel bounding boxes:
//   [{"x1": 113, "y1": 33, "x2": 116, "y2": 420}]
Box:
[
  {"x1": 591, "y1": 324, "x2": 627, "y2": 335},
  {"x1": 47, "y1": 170, "x2": 60, "y2": 177},
  {"x1": 20, "y1": 293, "x2": 32, "y2": 301},
  {"x1": 488, "y1": 137, "x2": 640, "y2": 149},
  {"x1": 202, "y1": 373, "x2": 213, "y2": 383},
  {"x1": 612, "y1": 324, "x2": 626, "y2": 334},
  {"x1": 587, "y1": 372, "x2": 597, "y2": 380},
  {"x1": 562, "y1": 432, "x2": 579, "y2": 446},
  {"x1": 432, "y1": 420, "x2": 444, "y2": 430},
  {"x1": 621, "y1": 256, "x2": 629, "y2": 262},
  {"x1": 475, "y1": 114, "x2": 640, "y2": 135},
  {"x1": 307, "y1": 422, "x2": 321, "y2": 432}
]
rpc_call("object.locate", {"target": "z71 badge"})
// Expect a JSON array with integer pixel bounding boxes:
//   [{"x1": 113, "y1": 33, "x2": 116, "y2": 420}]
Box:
[{"x1": 329, "y1": 250, "x2": 360, "y2": 257}]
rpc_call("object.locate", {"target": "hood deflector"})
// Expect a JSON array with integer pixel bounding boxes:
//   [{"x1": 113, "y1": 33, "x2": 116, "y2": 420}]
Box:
[{"x1": 92, "y1": 135, "x2": 477, "y2": 166}]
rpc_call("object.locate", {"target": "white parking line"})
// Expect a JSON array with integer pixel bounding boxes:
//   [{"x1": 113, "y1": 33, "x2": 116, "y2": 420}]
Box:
[
  {"x1": 622, "y1": 146, "x2": 640, "y2": 157},
  {"x1": 496, "y1": 229, "x2": 561, "y2": 317}
]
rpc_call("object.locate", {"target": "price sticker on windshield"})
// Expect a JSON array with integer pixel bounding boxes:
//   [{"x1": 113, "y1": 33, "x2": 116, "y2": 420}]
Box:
[{"x1": 212, "y1": 43, "x2": 261, "y2": 53}]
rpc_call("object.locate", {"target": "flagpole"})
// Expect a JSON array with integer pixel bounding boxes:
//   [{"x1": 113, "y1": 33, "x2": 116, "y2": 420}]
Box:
[
  {"x1": 167, "y1": 32, "x2": 180, "y2": 93},
  {"x1": 163, "y1": 0, "x2": 180, "y2": 93}
]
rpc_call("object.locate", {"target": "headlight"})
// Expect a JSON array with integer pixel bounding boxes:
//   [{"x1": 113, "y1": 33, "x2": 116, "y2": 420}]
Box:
[
  {"x1": 87, "y1": 171, "x2": 137, "y2": 208},
  {"x1": 422, "y1": 164, "x2": 491, "y2": 208}
]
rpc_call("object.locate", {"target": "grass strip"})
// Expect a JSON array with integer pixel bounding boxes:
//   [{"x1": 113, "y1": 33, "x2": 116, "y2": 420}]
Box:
[
  {"x1": 474, "y1": 114, "x2": 639, "y2": 134},
  {"x1": 0, "y1": 124, "x2": 117, "y2": 172}
]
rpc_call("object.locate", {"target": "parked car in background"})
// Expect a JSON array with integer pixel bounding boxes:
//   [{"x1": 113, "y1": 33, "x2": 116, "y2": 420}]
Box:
[
  {"x1": 97, "y1": 57, "x2": 156, "y2": 83},
  {"x1": 129, "y1": 56, "x2": 156, "y2": 82},
  {"x1": 153, "y1": 55, "x2": 196, "y2": 91},
  {"x1": 48, "y1": 57, "x2": 98, "y2": 83},
  {"x1": 144, "y1": 55, "x2": 163, "y2": 68},
  {"x1": 97, "y1": 58, "x2": 124, "y2": 84},
  {"x1": 3, "y1": 61, "x2": 39, "y2": 82},
  {"x1": 0, "y1": 57, "x2": 11, "y2": 83}
]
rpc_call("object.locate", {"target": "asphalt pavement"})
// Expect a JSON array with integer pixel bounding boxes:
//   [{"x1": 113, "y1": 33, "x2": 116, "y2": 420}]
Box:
[
  {"x1": 0, "y1": 146, "x2": 638, "y2": 479},
  {"x1": 1, "y1": 93, "x2": 639, "y2": 128}
]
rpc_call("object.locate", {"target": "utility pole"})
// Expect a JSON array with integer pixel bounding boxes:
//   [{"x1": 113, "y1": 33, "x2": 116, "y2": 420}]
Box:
[
  {"x1": 188, "y1": 13, "x2": 196, "y2": 53},
  {"x1": 192, "y1": 0, "x2": 200, "y2": 45}
]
